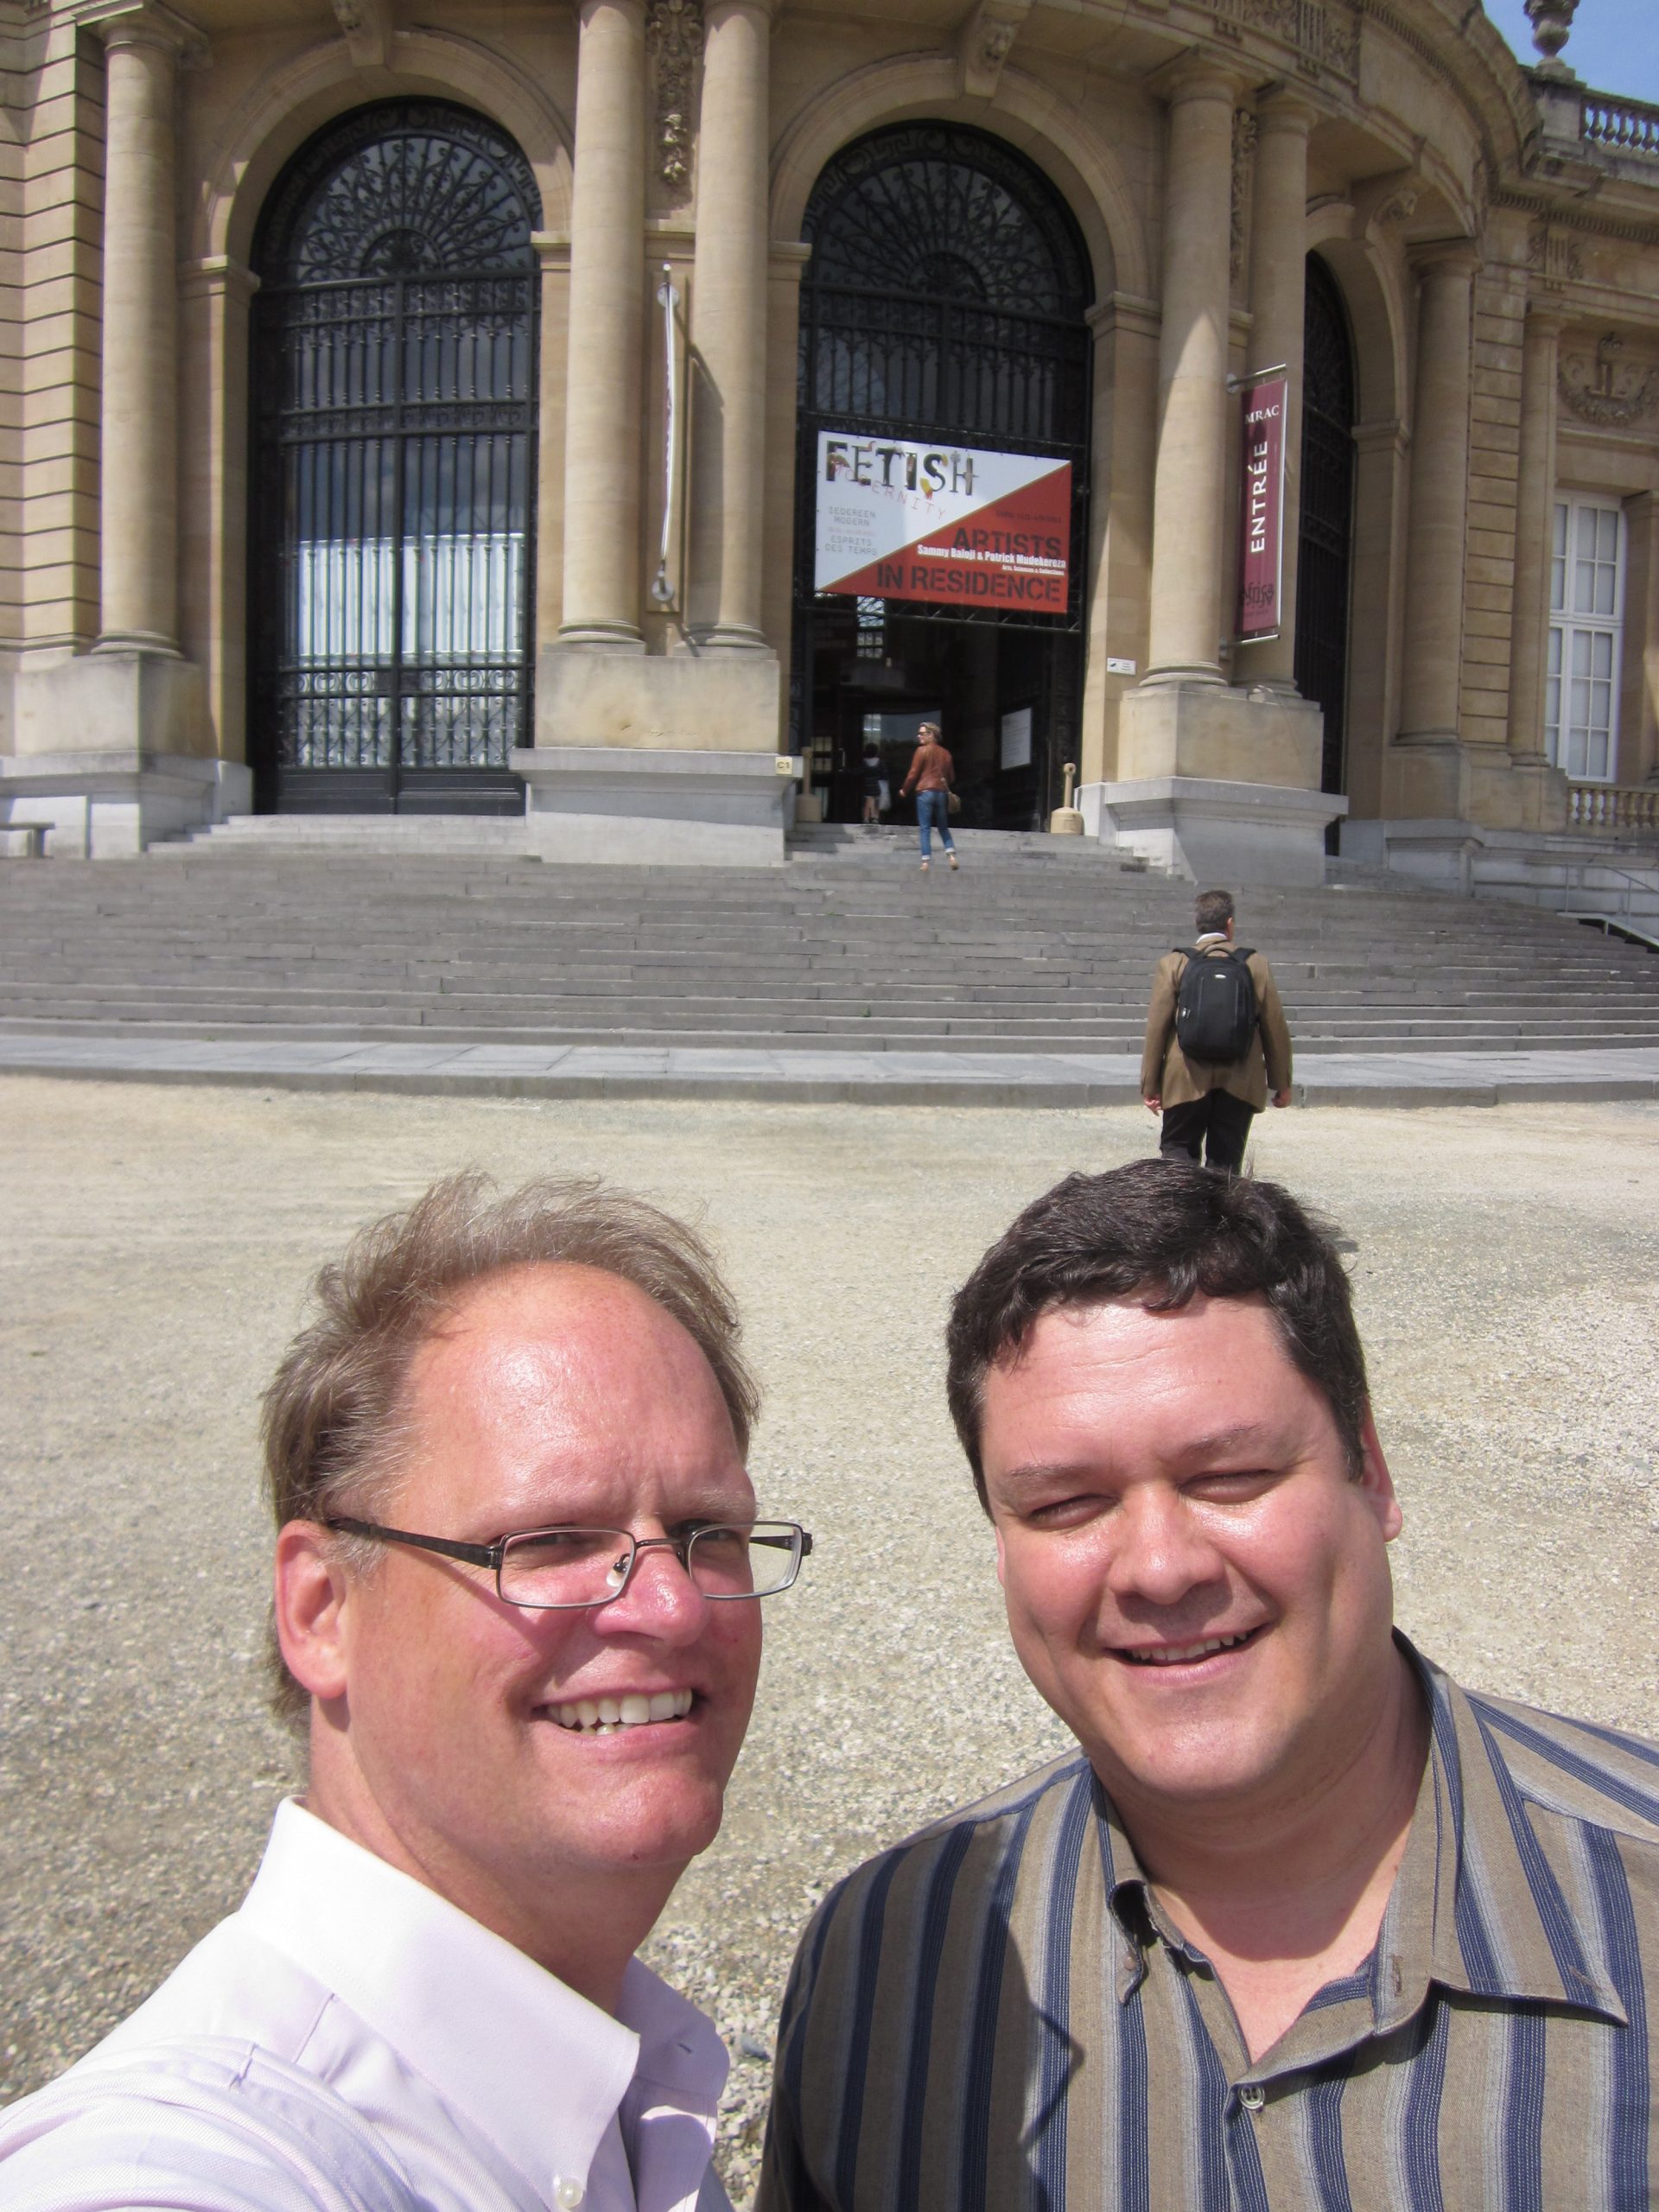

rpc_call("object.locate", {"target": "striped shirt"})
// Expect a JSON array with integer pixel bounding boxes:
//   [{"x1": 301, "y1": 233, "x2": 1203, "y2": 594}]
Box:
[{"x1": 759, "y1": 1640, "x2": 1659, "y2": 2210}]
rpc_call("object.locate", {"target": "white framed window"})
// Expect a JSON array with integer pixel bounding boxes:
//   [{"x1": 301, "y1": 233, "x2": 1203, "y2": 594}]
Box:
[{"x1": 1546, "y1": 496, "x2": 1624, "y2": 782}]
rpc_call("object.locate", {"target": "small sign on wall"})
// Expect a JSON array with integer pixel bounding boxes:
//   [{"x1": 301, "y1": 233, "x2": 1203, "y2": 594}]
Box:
[
  {"x1": 1000, "y1": 704, "x2": 1033, "y2": 772},
  {"x1": 1236, "y1": 373, "x2": 1287, "y2": 644}
]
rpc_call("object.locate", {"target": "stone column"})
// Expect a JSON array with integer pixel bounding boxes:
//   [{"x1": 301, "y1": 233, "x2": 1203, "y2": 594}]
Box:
[
  {"x1": 1143, "y1": 57, "x2": 1243, "y2": 686},
  {"x1": 687, "y1": 0, "x2": 775, "y2": 650},
  {"x1": 1506, "y1": 302, "x2": 1564, "y2": 765},
  {"x1": 1398, "y1": 242, "x2": 1479, "y2": 742},
  {"x1": 1240, "y1": 90, "x2": 1315, "y2": 692},
  {"x1": 95, "y1": 11, "x2": 188, "y2": 654},
  {"x1": 559, "y1": 0, "x2": 647, "y2": 648}
]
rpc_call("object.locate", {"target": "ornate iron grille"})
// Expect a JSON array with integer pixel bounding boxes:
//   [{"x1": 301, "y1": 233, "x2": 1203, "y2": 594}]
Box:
[
  {"x1": 794, "y1": 124, "x2": 1092, "y2": 637},
  {"x1": 250, "y1": 103, "x2": 540, "y2": 814},
  {"x1": 1294, "y1": 254, "x2": 1356, "y2": 799}
]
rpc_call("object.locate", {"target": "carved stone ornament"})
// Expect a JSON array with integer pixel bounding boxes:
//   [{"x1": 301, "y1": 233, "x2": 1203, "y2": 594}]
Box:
[
  {"x1": 331, "y1": 0, "x2": 393, "y2": 67},
  {"x1": 1213, "y1": 0, "x2": 1358, "y2": 81},
  {"x1": 1558, "y1": 331, "x2": 1659, "y2": 427},
  {"x1": 1527, "y1": 220, "x2": 1584, "y2": 282},
  {"x1": 957, "y1": 0, "x2": 1031, "y2": 99},
  {"x1": 1230, "y1": 109, "x2": 1256, "y2": 282},
  {"x1": 648, "y1": 0, "x2": 702, "y2": 192}
]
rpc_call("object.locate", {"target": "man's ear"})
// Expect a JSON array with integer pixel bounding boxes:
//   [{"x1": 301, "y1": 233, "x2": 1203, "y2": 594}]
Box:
[
  {"x1": 1355, "y1": 1408, "x2": 1403, "y2": 1542},
  {"x1": 273, "y1": 1522, "x2": 354, "y2": 1704}
]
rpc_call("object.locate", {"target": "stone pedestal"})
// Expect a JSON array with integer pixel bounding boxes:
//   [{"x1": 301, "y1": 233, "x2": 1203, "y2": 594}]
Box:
[
  {"x1": 0, "y1": 748, "x2": 249, "y2": 858},
  {"x1": 0, "y1": 647, "x2": 236, "y2": 853},
  {"x1": 1085, "y1": 682, "x2": 1341, "y2": 883},
  {"x1": 519, "y1": 646, "x2": 786, "y2": 863},
  {"x1": 1082, "y1": 774, "x2": 1345, "y2": 887}
]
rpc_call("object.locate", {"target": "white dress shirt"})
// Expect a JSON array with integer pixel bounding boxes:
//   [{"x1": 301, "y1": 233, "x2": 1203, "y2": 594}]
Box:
[{"x1": 0, "y1": 1802, "x2": 731, "y2": 2212}]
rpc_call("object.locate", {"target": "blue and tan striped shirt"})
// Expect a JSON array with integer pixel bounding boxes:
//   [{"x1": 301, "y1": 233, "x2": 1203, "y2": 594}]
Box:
[{"x1": 760, "y1": 1640, "x2": 1659, "y2": 2210}]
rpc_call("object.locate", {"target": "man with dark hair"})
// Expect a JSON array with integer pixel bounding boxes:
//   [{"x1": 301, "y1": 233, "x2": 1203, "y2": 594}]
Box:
[
  {"x1": 761, "y1": 1161, "x2": 1659, "y2": 2212},
  {"x1": 1142, "y1": 887, "x2": 1293, "y2": 1172},
  {"x1": 2, "y1": 1173, "x2": 812, "y2": 2212}
]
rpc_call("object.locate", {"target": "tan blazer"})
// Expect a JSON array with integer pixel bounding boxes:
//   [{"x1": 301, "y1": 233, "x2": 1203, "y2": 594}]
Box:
[{"x1": 1140, "y1": 943, "x2": 1294, "y2": 1110}]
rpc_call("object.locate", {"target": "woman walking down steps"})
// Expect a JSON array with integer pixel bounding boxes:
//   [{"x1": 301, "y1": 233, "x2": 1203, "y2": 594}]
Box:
[{"x1": 900, "y1": 722, "x2": 959, "y2": 874}]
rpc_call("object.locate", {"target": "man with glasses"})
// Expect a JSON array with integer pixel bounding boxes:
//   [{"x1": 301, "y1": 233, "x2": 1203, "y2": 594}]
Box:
[
  {"x1": 760, "y1": 1161, "x2": 1658, "y2": 2210},
  {"x1": 0, "y1": 1173, "x2": 810, "y2": 2212}
]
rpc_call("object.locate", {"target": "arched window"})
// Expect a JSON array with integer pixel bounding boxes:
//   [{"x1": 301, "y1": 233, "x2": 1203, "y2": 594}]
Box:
[
  {"x1": 798, "y1": 121, "x2": 1091, "y2": 446},
  {"x1": 249, "y1": 102, "x2": 541, "y2": 815},
  {"x1": 792, "y1": 124, "x2": 1093, "y2": 830},
  {"x1": 1295, "y1": 253, "x2": 1357, "y2": 800}
]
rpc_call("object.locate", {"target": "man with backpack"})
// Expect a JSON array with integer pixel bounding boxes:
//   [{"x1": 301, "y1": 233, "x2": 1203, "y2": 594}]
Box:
[{"x1": 1141, "y1": 887, "x2": 1293, "y2": 1171}]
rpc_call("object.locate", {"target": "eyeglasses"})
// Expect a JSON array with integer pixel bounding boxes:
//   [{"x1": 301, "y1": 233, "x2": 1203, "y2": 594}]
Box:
[{"x1": 324, "y1": 1515, "x2": 813, "y2": 1611}]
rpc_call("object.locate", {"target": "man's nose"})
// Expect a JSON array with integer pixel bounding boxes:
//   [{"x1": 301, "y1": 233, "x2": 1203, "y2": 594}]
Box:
[
  {"x1": 595, "y1": 1540, "x2": 711, "y2": 1641},
  {"x1": 1103, "y1": 1488, "x2": 1225, "y2": 1608}
]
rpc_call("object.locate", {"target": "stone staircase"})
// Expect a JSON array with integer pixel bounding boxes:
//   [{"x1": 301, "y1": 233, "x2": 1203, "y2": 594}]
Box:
[{"x1": 3, "y1": 821, "x2": 1658, "y2": 1058}]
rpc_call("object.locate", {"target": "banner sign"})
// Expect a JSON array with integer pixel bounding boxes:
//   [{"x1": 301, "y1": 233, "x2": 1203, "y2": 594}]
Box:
[
  {"x1": 814, "y1": 432, "x2": 1071, "y2": 612},
  {"x1": 1235, "y1": 374, "x2": 1287, "y2": 643}
]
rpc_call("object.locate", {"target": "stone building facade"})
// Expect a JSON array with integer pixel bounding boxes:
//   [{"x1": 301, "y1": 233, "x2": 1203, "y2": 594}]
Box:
[{"x1": 0, "y1": 0, "x2": 1656, "y2": 880}]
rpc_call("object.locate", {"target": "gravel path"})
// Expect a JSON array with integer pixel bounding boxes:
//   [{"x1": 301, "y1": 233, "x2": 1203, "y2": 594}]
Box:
[{"x1": 2, "y1": 1078, "x2": 1656, "y2": 2203}]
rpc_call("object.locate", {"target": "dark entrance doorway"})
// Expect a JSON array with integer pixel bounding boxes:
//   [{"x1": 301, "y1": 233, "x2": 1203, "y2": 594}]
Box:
[
  {"x1": 1294, "y1": 253, "x2": 1357, "y2": 810},
  {"x1": 249, "y1": 101, "x2": 540, "y2": 815},
  {"x1": 793, "y1": 123, "x2": 1092, "y2": 829}
]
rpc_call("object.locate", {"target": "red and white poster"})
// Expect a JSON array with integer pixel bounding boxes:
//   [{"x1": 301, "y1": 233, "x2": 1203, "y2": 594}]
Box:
[
  {"x1": 814, "y1": 432, "x2": 1071, "y2": 612},
  {"x1": 1235, "y1": 373, "x2": 1287, "y2": 643}
]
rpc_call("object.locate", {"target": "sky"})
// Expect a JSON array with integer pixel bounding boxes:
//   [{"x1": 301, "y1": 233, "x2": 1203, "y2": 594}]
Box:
[{"x1": 1481, "y1": 0, "x2": 1659, "y2": 105}]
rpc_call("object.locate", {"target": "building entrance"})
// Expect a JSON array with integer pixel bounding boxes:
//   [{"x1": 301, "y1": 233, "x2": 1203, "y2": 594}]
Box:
[
  {"x1": 792, "y1": 124, "x2": 1092, "y2": 830},
  {"x1": 1294, "y1": 253, "x2": 1357, "y2": 810},
  {"x1": 248, "y1": 101, "x2": 541, "y2": 815}
]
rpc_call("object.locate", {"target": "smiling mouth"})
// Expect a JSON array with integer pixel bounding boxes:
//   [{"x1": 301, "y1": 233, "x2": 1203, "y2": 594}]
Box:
[
  {"x1": 549, "y1": 1688, "x2": 696, "y2": 1734},
  {"x1": 1114, "y1": 1626, "x2": 1264, "y2": 1668}
]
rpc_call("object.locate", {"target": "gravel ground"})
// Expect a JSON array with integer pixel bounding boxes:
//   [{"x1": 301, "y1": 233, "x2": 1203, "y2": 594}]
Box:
[{"x1": 2, "y1": 1078, "x2": 1656, "y2": 2204}]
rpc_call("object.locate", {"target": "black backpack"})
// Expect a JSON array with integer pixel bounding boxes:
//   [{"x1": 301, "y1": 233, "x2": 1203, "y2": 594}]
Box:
[{"x1": 1173, "y1": 945, "x2": 1258, "y2": 1064}]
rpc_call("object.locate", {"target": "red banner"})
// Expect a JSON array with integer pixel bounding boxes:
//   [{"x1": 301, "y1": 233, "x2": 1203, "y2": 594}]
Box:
[{"x1": 1236, "y1": 374, "x2": 1287, "y2": 643}]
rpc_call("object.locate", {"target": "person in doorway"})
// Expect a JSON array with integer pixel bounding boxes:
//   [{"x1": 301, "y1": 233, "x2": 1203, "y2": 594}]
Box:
[
  {"x1": 860, "y1": 743, "x2": 885, "y2": 828},
  {"x1": 1141, "y1": 887, "x2": 1292, "y2": 1172},
  {"x1": 760, "y1": 1161, "x2": 1659, "y2": 2211},
  {"x1": 899, "y1": 721, "x2": 958, "y2": 873},
  {"x1": 0, "y1": 1171, "x2": 814, "y2": 2212}
]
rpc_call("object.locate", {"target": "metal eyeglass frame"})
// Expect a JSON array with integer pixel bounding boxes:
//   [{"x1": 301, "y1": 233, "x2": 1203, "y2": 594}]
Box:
[{"x1": 324, "y1": 1515, "x2": 814, "y2": 1611}]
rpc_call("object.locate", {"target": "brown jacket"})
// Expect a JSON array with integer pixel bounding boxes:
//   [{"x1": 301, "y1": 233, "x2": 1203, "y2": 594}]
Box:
[
  {"x1": 901, "y1": 742, "x2": 954, "y2": 796},
  {"x1": 1140, "y1": 940, "x2": 1294, "y2": 1110}
]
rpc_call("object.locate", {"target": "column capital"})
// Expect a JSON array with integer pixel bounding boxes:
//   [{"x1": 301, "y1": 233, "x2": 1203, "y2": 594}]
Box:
[
  {"x1": 1253, "y1": 86, "x2": 1319, "y2": 137},
  {"x1": 1147, "y1": 48, "x2": 1249, "y2": 109},
  {"x1": 1523, "y1": 299, "x2": 1567, "y2": 338},
  {"x1": 73, "y1": 0, "x2": 207, "y2": 61},
  {"x1": 177, "y1": 253, "x2": 258, "y2": 305},
  {"x1": 579, "y1": 0, "x2": 645, "y2": 24},
  {"x1": 1409, "y1": 237, "x2": 1481, "y2": 280},
  {"x1": 703, "y1": 0, "x2": 781, "y2": 22}
]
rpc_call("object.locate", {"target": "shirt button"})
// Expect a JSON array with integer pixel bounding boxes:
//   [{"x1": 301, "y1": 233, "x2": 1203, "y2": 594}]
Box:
[
  {"x1": 1239, "y1": 2085, "x2": 1266, "y2": 2112},
  {"x1": 554, "y1": 2181, "x2": 585, "y2": 2209}
]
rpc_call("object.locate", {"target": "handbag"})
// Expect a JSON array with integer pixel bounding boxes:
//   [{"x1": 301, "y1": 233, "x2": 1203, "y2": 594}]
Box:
[{"x1": 947, "y1": 790, "x2": 962, "y2": 818}]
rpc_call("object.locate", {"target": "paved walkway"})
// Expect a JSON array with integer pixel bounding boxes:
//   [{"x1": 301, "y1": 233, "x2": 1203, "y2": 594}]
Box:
[{"x1": 3, "y1": 1031, "x2": 1658, "y2": 1106}]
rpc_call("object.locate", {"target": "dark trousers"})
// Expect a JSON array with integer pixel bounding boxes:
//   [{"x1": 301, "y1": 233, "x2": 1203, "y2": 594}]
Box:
[{"x1": 1160, "y1": 1090, "x2": 1256, "y2": 1173}]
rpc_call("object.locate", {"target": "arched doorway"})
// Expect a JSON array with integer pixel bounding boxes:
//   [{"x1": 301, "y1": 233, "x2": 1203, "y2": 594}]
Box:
[
  {"x1": 792, "y1": 123, "x2": 1093, "y2": 829},
  {"x1": 1294, "y1": 254, "x2": 1357, "y2": 807},
  {"x1": 249, "y1": 101, "x2": 541, "y2": 815}
]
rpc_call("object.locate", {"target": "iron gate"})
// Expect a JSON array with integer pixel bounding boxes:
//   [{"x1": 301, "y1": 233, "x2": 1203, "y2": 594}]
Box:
[
  {"x1": 1294, "y1": 253, "x2": 1357, "y2": 800},
  {"x1": 791, "y1": 124, "x2": 1092, "y2": 825},
  {"x1": 250, "y1": 101, "x2": 540, "y2": 814}
]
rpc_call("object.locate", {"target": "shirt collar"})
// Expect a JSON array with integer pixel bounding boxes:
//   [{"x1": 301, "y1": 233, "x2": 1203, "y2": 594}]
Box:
[
  {"x1": 1389, "y1": 1636, "x2": 1626, "y2": 2030},
  {"x1": 1090, "y1": 1635, "x2": 1626, "y2": 2038},
  {"x1": 239, "y1": 1802, "x2": 728, "y2": 2202}
]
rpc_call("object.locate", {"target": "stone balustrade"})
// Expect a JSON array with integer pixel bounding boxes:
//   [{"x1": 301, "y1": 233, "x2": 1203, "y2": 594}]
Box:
[
  {"x1": 1581, "y1": 92, "x2": 1659, "y2": 160},
  {"x1": 1567, "y1": 783, "x2": 1659, "y2": 834}
]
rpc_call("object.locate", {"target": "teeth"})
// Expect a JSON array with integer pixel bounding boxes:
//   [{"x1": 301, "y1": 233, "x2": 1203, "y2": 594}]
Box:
[
  {"x1": 550, "y1": 1688, "x2": 695, "y2": 1732},
  {"x1": 1122, "y1": 1630, "x2": 1254, "y2": 1668}
]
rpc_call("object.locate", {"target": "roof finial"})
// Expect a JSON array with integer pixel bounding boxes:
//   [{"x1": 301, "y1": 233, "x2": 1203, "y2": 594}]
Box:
[{"x1": 1523, "y1": 0, "x2": 1580, "y2": 66}]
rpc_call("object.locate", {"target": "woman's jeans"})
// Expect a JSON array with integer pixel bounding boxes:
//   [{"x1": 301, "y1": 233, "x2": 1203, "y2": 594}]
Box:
[{"x1": 916, "y1": 790, "x2": 955, "y2": 858}]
